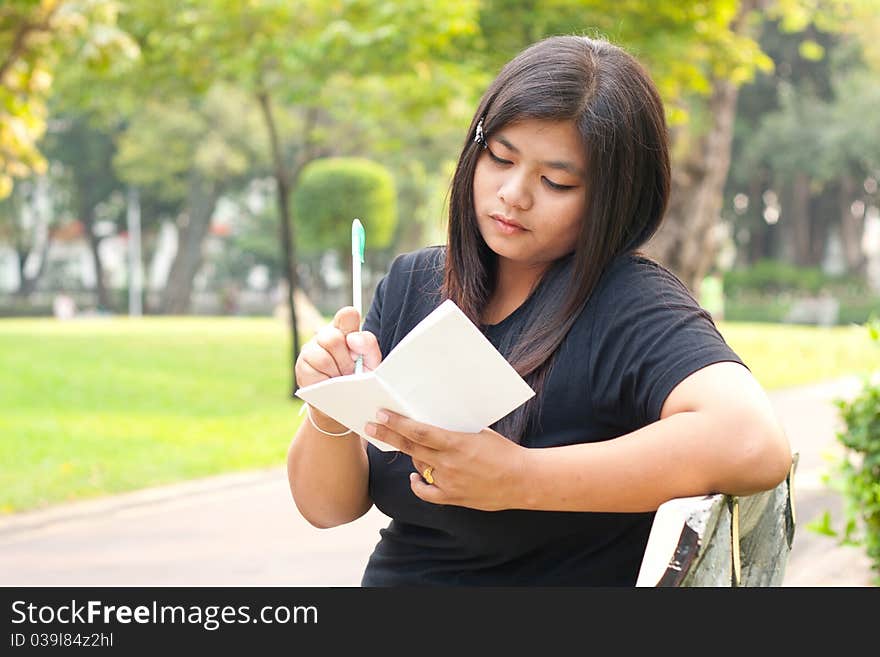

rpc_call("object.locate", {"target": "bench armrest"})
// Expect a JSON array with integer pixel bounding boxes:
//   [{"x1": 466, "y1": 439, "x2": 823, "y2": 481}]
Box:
[{"x1": 636, "y1": 453, "x2": 798, "y2": 587}]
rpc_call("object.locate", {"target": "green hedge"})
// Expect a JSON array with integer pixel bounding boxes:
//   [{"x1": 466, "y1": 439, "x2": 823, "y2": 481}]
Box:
[
  {"x1": 724, "y1": 294, "x2": 880, "y2": 325},
  {"x1": 812, "y1": 317, "x2": 880, "y2": 584},
  {"x1": 0, "y1": 302, "x2": 54, "y2": 318},
  {"x1": 723, "y1": 260, "x2": 868, "y2": 297},
  {"x1": 723, "y1": 296, "x2": 792, "y2": 323}
]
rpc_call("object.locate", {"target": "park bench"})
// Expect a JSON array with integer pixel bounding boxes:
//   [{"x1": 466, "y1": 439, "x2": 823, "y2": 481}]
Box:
[{"x1": 635, "y1": 453, "x2": 799, "y2": 587}]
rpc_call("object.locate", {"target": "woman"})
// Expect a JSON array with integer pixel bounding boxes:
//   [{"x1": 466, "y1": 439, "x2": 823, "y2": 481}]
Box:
[{"x1": 287, "y1": 35, "x2": 792, "y2": 586}]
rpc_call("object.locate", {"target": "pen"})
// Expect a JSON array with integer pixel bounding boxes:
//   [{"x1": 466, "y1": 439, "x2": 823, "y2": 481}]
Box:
[{"x1": 352, "y1": 218, "x2": 365, "y2": 374}]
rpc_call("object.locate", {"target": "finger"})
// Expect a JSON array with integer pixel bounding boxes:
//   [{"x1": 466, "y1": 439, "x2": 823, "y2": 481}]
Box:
[
  {"x1": 295, "y1": 358, "x2": 334, "y2": 385},
  {"x1": 412, "y1": 459, "x2": 436, "y2": 484},
  {"x1": 299, "y1": 341, "x2": 342, "y2": 378},
  {"x1": 409, "y1": 472, "x2": 445, "y2": 504},
  {"x1": 365, "y1": 423, "x2": 434, "y2": 462},
  {"x1": 346, "y1": 331, "x2": 382, "y2": 371},
  {"x1": 315, "y1": 325, "x2": 356, "y2": 375},
  {"x1": 333, "y1": 306, "x2": 361, "y2": 335},
  {"x1": 375, "y1": 410, "x2": 451, "y2": 450}
]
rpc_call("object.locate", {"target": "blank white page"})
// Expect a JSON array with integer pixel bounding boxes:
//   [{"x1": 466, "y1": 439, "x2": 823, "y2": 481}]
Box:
[{"x1": 376, "y1": 299, "x2": 535, "y2": 432}]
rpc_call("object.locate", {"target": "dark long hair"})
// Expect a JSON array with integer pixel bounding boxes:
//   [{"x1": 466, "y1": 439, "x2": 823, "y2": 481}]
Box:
[{"x1": 443, "y1": 35, "x2": 671, "y2": 443}]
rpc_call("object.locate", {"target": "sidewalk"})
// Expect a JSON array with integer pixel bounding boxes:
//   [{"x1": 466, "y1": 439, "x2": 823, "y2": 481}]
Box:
[{"x1": 0, "y1": 377, "x2": 875, "y2": 586}]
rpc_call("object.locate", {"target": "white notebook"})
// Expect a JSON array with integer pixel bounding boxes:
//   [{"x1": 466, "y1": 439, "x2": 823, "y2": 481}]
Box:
[{"x1": 295, "y1": 299, "x2": 536, "y2": 451}]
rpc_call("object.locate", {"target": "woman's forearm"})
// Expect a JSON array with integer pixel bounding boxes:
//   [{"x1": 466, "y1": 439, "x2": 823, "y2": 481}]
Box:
[
  {"x1": 287, "y1": 407, "x2": 372, "y2": 528},
  {"x1": 516, "y1": 409, "x2": 791, "y2": 513}
]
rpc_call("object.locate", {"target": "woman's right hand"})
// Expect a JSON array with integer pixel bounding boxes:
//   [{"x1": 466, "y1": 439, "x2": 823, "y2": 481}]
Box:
[
  {"x1": 294, "y1": 306, "x2": 383, "y2": 389},
  {"x1": 289, "y1": 306, "x2": 379, "y2": 526}
]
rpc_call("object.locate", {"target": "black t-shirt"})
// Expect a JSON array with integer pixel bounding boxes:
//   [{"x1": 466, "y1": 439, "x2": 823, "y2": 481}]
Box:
[{"x1": 359, "y1": 245, "x2": 746, "y2": 586}]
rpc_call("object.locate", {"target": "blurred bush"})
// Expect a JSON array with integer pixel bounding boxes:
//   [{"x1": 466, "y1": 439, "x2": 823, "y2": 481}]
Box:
[
  {"x1": 721, "y1": 260, "x2": 879, "y2": 325},
  {"x1": 293, "y1": 157, "x2": 398, "y2": 255},
  {"x1": 819, "y1": 315, "x2": 880, "y2": 584},
  {"x1": 723, "y1": 260, "x2": 869, "y2": 297}
]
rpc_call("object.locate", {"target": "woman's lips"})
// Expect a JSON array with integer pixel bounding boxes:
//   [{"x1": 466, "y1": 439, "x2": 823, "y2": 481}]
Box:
[{"x1": 490, "y1": 214, "x2": 527, "y2": 234}]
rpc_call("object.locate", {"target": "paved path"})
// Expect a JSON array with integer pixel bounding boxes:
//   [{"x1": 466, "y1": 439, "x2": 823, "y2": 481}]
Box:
[{"x1": 0, "y1": 377, "x2": 875, "y2": 586}]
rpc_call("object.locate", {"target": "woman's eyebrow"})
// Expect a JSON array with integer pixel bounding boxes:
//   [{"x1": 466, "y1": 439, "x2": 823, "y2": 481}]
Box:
[{"x1": 495, "y1": 134, "x2": 585, "y2": 178}]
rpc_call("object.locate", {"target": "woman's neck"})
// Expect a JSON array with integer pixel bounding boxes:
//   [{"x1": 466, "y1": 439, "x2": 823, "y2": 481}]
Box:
[{"x1": 481, "y1": 257, "x2": 549, "y2": 325}]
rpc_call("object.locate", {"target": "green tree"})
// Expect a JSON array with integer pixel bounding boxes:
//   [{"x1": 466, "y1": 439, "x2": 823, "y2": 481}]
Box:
[
  {"x1": 210, "y1": 181, "x2": 283, "y2": 287},
  {"x1": 293, "y1": 157, "x2": 398, "y2": 278},
  {"x1": 0, "y1": 176, "x2": 57, "y2": 297},
  {"x1": 452, "y1": 0, "x2": 781, "y2": 293},
  {"x1": 0, "y1": 0, "x2": 137, "y2": 199},
  {"x1": 111, "y1": 0, "x2": 481, "y2": 395},
  {"x1": 40, "y1": 111, "x2": 123, "y2": 309},
  {"x1": 112, "y1": 83, "x2": 269, "y2": 314},
  {"x1": 726, "y1": 1, "x2": 880, "y2": 277}
]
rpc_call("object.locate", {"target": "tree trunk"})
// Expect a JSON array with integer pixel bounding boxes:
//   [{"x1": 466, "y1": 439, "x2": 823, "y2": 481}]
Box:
[
  {"x1": 808, "y1": 188, "x2": 835, "y2": 268},
  {"x1": 641, "y1": 1, "x2": 762, "y2": 296},
  {"x1": 257, "y1": 90, "x2": 305, "y2": 399},
  {"x1": 742, "y1": 175, "x2": 766, "y2": 265},
  {"x1": 789, "y1": 172, "x2": 812, "y2": 266},
  {"x1": 158, "y1": 176, "x2": 218, "y2": 314},
  {"x1": 14, "y1": 205, "x2": 50, "y2": 298},
  {"x1": 15, "y1": 238, "x2": 49, "y2": 298},
  {"x1": 141, "y1": 225, "x2": 160, "y2": 314},
  {"x1": 838, "y1": 175, "x2": 867, "y2": 276},
  {"x1": 642, "y1": 76, "x2": 740, "y2": 296},
  {"x1": 79, "y1": 203, "x2": 111, "y2": 310}
]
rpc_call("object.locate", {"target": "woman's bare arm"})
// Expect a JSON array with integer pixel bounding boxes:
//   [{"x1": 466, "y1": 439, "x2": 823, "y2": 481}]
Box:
[
  {"x1": 286, "y1": 307, "x2": 381, "y2": 528},
  {"x1": 519, "y1": 361, "x2": 792, "y2": 512},
  {"x1": 367, "y1": 361, "x2": 792, "y2": 513}
]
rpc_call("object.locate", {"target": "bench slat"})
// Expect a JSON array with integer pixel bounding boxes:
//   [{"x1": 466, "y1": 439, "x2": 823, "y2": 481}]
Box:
[{"x1": 636, "y1": 453, "x2": 798, "y2": 587}]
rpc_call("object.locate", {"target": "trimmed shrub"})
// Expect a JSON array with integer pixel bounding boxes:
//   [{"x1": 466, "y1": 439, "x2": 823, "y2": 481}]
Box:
[
  {"x1": 293, "y1": 157, "x2": 397, "y2": 255},
  {"x1": 723, "y1": 260, "x2": 867, "y2": 297}
]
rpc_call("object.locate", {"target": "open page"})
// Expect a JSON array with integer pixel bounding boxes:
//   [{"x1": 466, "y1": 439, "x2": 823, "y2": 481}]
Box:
[
  {"x1": 295, "y1": 372, "x2": 414, "y2": 451},
  {"x1": 376, "y1": 299, "x2": 535, "y2": 432},
  {"x1": 295, "y1": 299, "x2": 535, "y2": 450}
]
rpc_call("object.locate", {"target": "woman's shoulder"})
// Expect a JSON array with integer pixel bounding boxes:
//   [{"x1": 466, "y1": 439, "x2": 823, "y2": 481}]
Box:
[
  {"x1": 597, "y1": 251, "x2": 696, "y2": 302},
  {"x1": 390, "y1": 244, "x2": 445, "y2": 272},
  {"x1": 384, "y1": 246, "x2": 446, "y2": 296}
]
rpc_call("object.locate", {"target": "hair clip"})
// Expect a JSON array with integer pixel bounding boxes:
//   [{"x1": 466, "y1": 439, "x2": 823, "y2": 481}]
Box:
[{"x1": 473, "y1": 117, "x2": 487, "y2": 148}]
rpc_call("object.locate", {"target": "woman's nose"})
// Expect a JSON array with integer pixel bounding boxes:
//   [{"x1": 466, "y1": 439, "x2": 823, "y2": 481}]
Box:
[{"x1": 497, "y1": 172, "x2": 533, "y2": 211}]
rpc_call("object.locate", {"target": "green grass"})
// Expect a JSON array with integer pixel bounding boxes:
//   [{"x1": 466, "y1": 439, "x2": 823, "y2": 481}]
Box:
[
  {"x1": 0, "y1": 317, "x2": 303, "y2": 514},
  {"x1": 717, "y1": 321, "x2": 880, "y2": 390},
  {"x1": 1, "y1": 316, "x2": 878, "y2": 514}
]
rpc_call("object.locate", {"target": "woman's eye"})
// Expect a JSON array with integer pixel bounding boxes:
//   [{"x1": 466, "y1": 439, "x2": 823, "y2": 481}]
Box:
[
  {"x1": 543, "y1": 177, "x2": 575, "y2": 191},
  {"x1": 487, "y1": 150, "x2": 512, "y2": 165}
]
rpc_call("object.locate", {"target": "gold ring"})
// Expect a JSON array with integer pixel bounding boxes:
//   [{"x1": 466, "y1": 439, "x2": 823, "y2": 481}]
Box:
[{"x1": 422, "y1": 466, "x2": 434, "y2": 485}]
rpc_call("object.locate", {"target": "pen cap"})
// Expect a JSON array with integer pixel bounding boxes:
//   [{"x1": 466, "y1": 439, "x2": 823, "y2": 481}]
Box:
[{"x1": 352, "y1": 218, "x2": 365, "y2": 263}]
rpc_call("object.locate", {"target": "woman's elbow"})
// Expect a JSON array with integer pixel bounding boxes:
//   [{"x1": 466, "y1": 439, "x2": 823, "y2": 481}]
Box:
[
  {"x1": 738, "y1": 416, "x2": 793, "y2": 493},
  {"x1": 290, "y1": 488, "x2": 371, "y2": 530},
  {"x1": 297, "y1": 507, "x2": 348, "y2": 530}
]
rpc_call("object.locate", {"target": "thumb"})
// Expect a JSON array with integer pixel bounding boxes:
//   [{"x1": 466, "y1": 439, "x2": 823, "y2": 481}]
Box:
[
  {"x1": 332, "y1": 306, "x2": 361, "y2": 335},
  {"x1": 346, "y1": 331, "x2": 382, "y2": 371}
]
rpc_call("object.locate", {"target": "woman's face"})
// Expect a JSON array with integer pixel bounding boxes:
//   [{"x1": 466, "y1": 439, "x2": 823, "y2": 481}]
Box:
[{"x1": 472, "y1": 118, "x2": 587, "y2": 271}]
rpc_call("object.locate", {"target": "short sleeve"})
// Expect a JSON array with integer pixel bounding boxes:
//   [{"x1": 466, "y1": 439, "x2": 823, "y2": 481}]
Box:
[{"x1": 588, "y1": 258, "x2": 746, "y2": 429}]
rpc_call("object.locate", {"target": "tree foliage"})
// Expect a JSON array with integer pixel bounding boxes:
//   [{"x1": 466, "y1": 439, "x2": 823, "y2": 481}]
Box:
[
  {"x1": 112, "y1": 84, "x2": 268, "y2": 203},
  {"x1": 725, "y1": 2, "x2": 880, "y2": 272},
  {"x1": 293, "y1": 157, "x2": 397, "y2": 255},
  {"x1": 6, "y1": 1, "x2": 878, "y2": 323},
  {"x1": 477, "y1": 0, "x2": 774, "y2": 126},
  {"x1": 0, "y1": 0, "x2": 138, "y2": 198}
]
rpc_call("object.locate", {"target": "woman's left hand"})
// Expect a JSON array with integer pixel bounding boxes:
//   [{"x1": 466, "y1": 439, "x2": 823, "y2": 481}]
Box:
[{"x1": 365, "y1": 409, "x2": 528, "y2": 511}]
